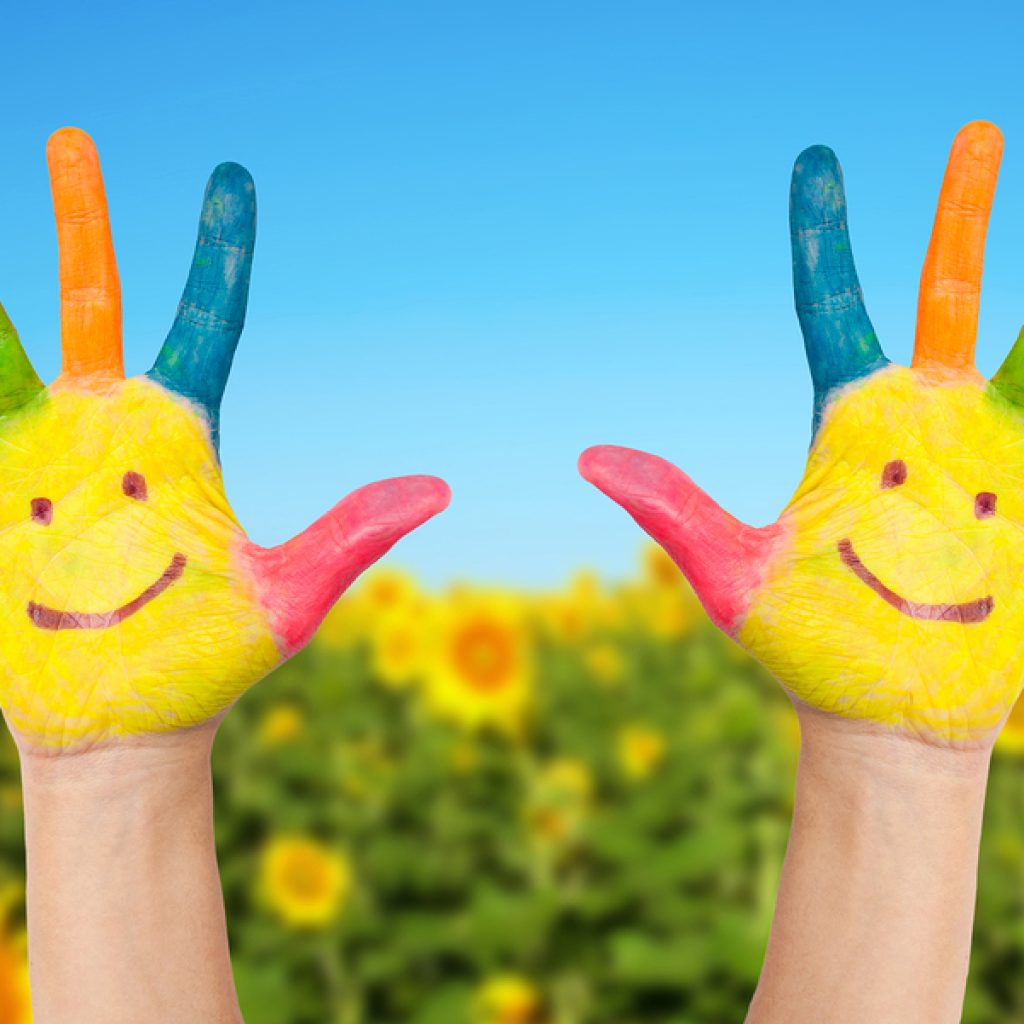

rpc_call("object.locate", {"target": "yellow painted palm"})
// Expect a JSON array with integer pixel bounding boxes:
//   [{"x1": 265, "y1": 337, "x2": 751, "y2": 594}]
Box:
[
  {"x1": 0, "y1": 129, "x2": 449, "y2": 751},
  {"x1": 582, "y1": 121, "x2": 1024, "y2": 746}
]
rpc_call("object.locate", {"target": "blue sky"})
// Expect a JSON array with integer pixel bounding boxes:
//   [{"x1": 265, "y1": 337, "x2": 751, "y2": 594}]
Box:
[{"x1": 1, "y1": 2, "x2": 1024, "y2": 585}]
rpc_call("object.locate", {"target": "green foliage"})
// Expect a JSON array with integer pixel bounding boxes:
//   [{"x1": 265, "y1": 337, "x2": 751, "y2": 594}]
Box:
[{"x1": 214, "y1": 618, "x2": 797, "y2": 1024}]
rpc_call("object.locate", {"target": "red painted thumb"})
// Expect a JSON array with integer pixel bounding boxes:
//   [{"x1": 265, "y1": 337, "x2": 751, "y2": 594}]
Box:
[
  {"x1": 579, "y1": 445, "x2": 781, "y2": 634},
  {"x1": 245, "y1": 474, "x2": 451, "y2": 655}
]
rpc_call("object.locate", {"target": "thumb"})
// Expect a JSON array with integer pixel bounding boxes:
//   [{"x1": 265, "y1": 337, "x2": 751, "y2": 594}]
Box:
[
  {"x1": 579, "y1": 445, "x2": 781, "y2": 634},
  {"x1": 245, "y1": 474, "x2": 450, "y2": 655}
]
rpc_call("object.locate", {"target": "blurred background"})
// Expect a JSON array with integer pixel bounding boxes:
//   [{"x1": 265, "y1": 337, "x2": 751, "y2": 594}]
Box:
[{"x1": 2, "y1": 1, "x2": 1024, "y2": 1021}]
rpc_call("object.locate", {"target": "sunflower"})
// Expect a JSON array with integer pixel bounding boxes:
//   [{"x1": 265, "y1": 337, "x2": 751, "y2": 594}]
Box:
[
  {"x1": 625, "y1": 543, "x2": 704, "y2": 637},
  {"x1": 317, "y1": 566, "x2": 420, "y2": 649},
  {"x1": 259, "y1": 836, "x2": 351, "y2": 929},
  {"x1": 542, "y1": 758, "x2": 594, "y2": 802},
  {"x1": 258, "y1": 703, "x2": 304, "y2": 745},
  {"x1": 617, "y1": 724, "x2": 668, "y2": 780},
  {"x1": 536, "y1": 571, "x2": 622, "y2": 644},
  {"x1": 369, "y1": 597, "x2": 433, "y2": 688},
  {"x1": 643, "y1": 542, "x2": 684, "y2": 588},
  {"x1": 525, "y1": 758, "x2": 594, "y2": 846},
  {"x1": 616, "y1": 577, "x2": 701, "y2": 640},
  {"x1": 0, "y1": 912, "x2": 30, "y2": 1024},
  {"x1": 422, "y1": 592, "x2": 532, "y2": 734},
  {"x1": 315, "y1": 593, "x2": 371, "y2": 650},
  {"x1": 472, "y1": 974, "x2": 546, "y2": 1024},
  {"x1": 647, "y1": 589, "x2": 701, "y2": 638},
  {"x1": 583, "y1": 641, "x2": 624, "y2": 685},
  {"x1": 359, "y1": 567, "x2": 420, "y2": 614}
]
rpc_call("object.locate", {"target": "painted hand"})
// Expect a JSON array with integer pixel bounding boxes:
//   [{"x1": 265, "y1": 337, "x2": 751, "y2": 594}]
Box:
[
  {"x1": 0, "y1": 129, "x2": 449, "y2": 751},
  {"x1": 581, "y1": 121, "x2": 1024, "y2": 746}
]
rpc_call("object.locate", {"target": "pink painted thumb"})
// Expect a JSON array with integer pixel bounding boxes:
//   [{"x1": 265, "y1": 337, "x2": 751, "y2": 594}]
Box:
[
  {"x1": 578, "y1": 445, "x2": 782, "y2": 635},
  {"x1": 245, "y1": 474, "x2": 451, "y2": 655}
]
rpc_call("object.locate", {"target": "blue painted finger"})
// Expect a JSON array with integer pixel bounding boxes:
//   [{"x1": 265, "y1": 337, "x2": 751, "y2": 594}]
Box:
[
  {"x1": 790, "y1": 145, "x2": 887, "y2": 434},
  {"x1": 149, "y1": 162, "x2": 256, "y2": 450}
]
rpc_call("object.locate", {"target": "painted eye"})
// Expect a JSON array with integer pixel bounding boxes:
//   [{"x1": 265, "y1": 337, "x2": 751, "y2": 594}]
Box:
[
  {"x1": 881, "y1": 459, "x2": 907, "y2": 489},
  {"x1": 30, "y1": 497, "x2": 52, "y2": 525},
  {"x1": 975, "y1": 492, "x2": 997, "y2": 519},
  {"x1": 122, "y1": 471, "x2": 147, "y2": 501}
]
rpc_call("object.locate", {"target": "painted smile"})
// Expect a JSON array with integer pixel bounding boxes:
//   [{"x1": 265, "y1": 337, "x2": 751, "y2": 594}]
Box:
[
  {"x1": 27, "y1": 553, "x2": 187, "y2": 631},
  {"x1": 838, "y1": 539, "x2": 992, "y2": 624}
]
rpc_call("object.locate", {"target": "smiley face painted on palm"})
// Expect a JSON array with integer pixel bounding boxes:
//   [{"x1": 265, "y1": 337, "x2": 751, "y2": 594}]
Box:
[
  {"x1": 0, "y1": 378, "x2": 280, "y2": 745},
  {"x1": 0, "y1": 129, "x2": 449, "y2": 751},
  {"x1": 840, "y1": 455, "x2": 995, "y2": 626},
  {"x1": 26, "y1": 453, "x2": 187, "y2": 634},
  {"x1": 740, "y1": 365, "x2": 1024, "y2": 739},
  {"x1": 580, "y1": 121, "x2": 1024, "y2": 745}
]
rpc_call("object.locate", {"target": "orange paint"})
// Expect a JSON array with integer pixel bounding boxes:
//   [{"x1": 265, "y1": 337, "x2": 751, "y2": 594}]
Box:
[
  {"x1": 46, "y1": 128, "x2": 123, "y2": 380},
  {"x1": 913, "y1": 120, "x2": 1003, "y2": 370}
]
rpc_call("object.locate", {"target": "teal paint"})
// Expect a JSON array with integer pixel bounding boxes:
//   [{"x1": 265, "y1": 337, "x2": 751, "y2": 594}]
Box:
[
  {"x1": 790, "y1": 146, "x2": 888, "y2": 436},
  {"x1": 149, "y1": 162, "x2": 255, "y2": 451}
]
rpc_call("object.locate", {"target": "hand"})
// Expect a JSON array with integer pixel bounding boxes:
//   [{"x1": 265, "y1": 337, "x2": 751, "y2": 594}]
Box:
[
  {"x1": 581, "y1": 120, "x2": 1022, "y2": 748},
  {"x1": 0, "y1": 128, "x2": 449, "y2": 752}
]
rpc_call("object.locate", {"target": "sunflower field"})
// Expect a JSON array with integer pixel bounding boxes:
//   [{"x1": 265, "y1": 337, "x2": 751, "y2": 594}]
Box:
[{"x1": 1, "y1": 548, "x2": 1024, "y2": 1022}]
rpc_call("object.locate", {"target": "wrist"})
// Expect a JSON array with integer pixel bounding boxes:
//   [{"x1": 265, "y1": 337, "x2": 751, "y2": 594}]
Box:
[
  {"x1": 17, "y1": 722, "x2": 217, "y2": 796},
  {"x1": 794, "y1": 715, "x2": 990, "y2": 880},
  {"x1": 18, "y1": 722, "x2": 241, "y2": 1024},
  {"x1": 795, "y1": 702, "x2": 992, "y2": 795},
  {"x1": 19, "y1": 724, "x2": 218, "y2": 897},
  {"x1": 748, "y1": 702, "x2": 991, "y2": 1024}
]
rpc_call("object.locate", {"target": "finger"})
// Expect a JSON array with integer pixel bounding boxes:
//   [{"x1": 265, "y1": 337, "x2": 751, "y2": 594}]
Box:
[
  {"x1": 0, "y1": 301, "x2": 42, "y2": 413},
  {"x1": 991, "y1": 325, "x2": 1024, "y2": 405},
  {"x1": 578, "y1": 445, "x2": 781, "y2": 635},
  {"x1": 790, "y1": 145, "x2": 887, "y2": 430},
  {"x1": 150, "y1": 163, "x2": 255, "y2": 449},
  {"x1": 245, "y1": 475, "x2": 451, "y2": 655},
  {"x1": 913, "y1": 121, "x2": 1003, "y2": 370},
  {"x1": 46, "y1": 127, "x2": 122, "y2": 380}
]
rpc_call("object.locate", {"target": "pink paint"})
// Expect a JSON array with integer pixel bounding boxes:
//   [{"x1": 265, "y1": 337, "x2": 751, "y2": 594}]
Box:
[
  {"x1": 578, "y1": 445, "x2": 786, "y2": 635},
  {"x1": 242, "y1": 475, "x2": 451, "y2": 656}
]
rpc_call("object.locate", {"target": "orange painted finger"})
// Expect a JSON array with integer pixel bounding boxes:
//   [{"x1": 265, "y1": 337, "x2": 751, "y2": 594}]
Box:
[
  {"x1": 913, "y1": 121, "x2": 1002, "y2": 370},
  {"x1": 46, "y1": 127, "x2": 123, "y2": 379}
]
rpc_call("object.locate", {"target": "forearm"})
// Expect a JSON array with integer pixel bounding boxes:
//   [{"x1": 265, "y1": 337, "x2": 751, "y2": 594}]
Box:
[
  {"x1": 747, "y1": 713, "x2": 990, "y2": 1024},
  {"x1": 19, "y1": 726, "x2": 242, "y2": 1024}
]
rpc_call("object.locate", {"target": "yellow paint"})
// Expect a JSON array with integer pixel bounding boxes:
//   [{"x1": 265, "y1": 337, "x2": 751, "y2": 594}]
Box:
[
  {"x1": 0, "y1": 376, "x2": 278, "y2": 749},
  {"x1": 740, "y1": 364, "x2": 1024, "y2": 743}
]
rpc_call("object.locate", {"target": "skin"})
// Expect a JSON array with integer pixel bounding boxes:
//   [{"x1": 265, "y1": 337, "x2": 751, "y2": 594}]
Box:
[
  {"x1": 746, "y1": 718, "x2": 989, "y2": 1024},
  {"x1": 580, "y1": 121, "x2": 1014, "y2": 1021},
  {"x1": 9, "y1": 128, "x2": 449, "y2": 1022}
]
